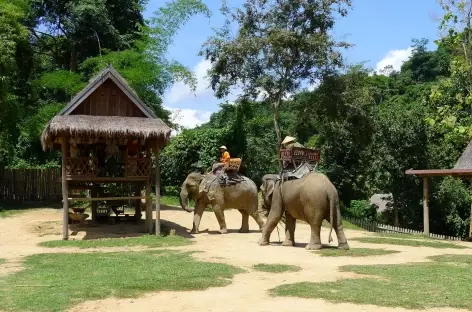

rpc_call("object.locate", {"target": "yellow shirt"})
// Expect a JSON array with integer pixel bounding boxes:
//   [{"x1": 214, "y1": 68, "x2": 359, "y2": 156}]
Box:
[{"x1": 220, "y1": 151, "x2": 230, "y2": 163}]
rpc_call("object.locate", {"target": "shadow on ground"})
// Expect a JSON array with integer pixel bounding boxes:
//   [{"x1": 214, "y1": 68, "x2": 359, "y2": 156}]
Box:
[{"x1": 65, "y1": 204, "x2": 196, "y2": 240}]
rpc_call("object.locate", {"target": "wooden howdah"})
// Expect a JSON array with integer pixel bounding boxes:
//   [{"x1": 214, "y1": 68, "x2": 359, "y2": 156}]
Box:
[{"x1": 279, "y1": 147, "x2": 320, "y2": 168}]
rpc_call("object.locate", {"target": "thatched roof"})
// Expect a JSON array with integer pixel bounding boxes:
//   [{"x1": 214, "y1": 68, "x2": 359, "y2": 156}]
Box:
[
  {"x1": 41, "y1": 64, "x2": 173, "y2": 150},
  {"x1": 454, "y1": 141, "x2": 472, "y2": 169},
  {"x1": 41, "y1": 115, "x2": 171, "y2": 150}
]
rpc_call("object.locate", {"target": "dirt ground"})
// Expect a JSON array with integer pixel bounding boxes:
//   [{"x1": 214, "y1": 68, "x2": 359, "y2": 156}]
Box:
[{"x1": 1, "y1": 206, "x2": 472, "y2": 312}]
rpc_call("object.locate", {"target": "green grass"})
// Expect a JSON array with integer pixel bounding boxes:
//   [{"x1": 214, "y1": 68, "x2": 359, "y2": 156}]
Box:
[
  {"x1": 39, "y1": 234, "x2": 192, "y2": 249},
  {"x1": 270, "y1": 254, "x2": 472, "y2": 310},
  {"x1": 0, "y1": 209, "x2": 32, "y2": 218},
  {"x1": 161, "y1": 195, "x2": 213, "y2": 211},
  {"x1": 352, "y1": 236, "x2": 467, "y2": 249},
  {"x1": 160, "y1": 195, "x2": 184, "y2": 206},
  {"x1": 316, "y1": 248, "x2": 399, "y2": 257},
  {"x1": 0, "y1": 250, "x2": 243, "y2": 312},
  {"x1": 0, "y1": 259, "x2": 5, "y2": 265},
  {"x1": 373, "y1": 232, "x2": 431, "y2": 240},
  {"x1": 253, "y1": 263, "x2": 302, "y2": 273}
]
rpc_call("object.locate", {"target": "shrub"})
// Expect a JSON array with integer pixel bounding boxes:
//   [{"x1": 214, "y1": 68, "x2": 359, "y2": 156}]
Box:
[{"x1": 346, "y1": 199, "x2": 377, "y2": 221}]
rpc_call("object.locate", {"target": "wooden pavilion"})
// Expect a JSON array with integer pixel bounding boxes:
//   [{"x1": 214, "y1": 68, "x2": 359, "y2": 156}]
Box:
[
  {"x1": 406, "y1": 140, "x2": 472, "y2": 238},
  {"x1": 41, "y1": 65, "x2": 171, "y2": 240}
]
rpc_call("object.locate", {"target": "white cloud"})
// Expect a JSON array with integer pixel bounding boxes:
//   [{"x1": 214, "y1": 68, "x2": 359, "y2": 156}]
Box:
[
  {"x1": 164, "y1": 59, "x2": 213, "y2": 106},
  {"x1": 165, "y1": 106, "x2": 212, "y2": 135},
  {"x1": 375, "y1": 47, "x2": 413, "y2": 74},
  {"x1": 307, "y1": 79, "x2": 321, "y2": 91}
]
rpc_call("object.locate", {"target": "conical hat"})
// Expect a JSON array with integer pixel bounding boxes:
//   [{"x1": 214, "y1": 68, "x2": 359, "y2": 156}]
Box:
[{"x1": 281, "y1": 136, "x2": 296, "y2": 144}]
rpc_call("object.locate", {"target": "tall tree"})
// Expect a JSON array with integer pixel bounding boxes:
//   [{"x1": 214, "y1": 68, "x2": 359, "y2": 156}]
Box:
[
  {"x1": 200, "y1": 0, "x2": 351, "y2": 158},
  {"x1": 438, "y1": 0, "x2": 472, "y2": 113},
  {"x1": 27, "y1": 0, "x2": 145, "y2": 71}
]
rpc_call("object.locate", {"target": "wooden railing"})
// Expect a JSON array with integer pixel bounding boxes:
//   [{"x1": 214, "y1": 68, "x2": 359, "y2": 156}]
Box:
[
  {"x1": 125, "y1": 157, "x2": 151, "y2": 178},
  {"x1": 66, "y1": 157, "x2": 97, "y2": 176},
  {"x1": 279, "y1": 147, "x2": 320, "y2": 167}
]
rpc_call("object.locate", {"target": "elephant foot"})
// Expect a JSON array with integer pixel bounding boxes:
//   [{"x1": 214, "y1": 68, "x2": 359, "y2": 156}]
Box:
[
  {"x1": 258, "y1": 237, "x2": 270, "y2": 246},
  {"x1": 305, "y1": 243, "x2": 322, "y2": 250},
  {"x1": 338, "y1": 242, "x2": 350, "y2": 250},
  {"x1": 219, "y1": 228, "x2": 228, "y2": 234},
  {"x1": 238, "y1": 227, "x2": 250, "y2": 233},
  {"x1": 190, "y1": 229, "x2": 199, "y2": 234},
  {"x1": 282, "y1": 240, "x2": 295, "y2": 247}
]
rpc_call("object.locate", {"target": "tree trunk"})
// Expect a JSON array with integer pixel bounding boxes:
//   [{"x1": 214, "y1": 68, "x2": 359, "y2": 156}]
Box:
[
  {"x1": 70, "y1": 42, "x2": 77, "y2": 72},
  {"x1": 273, "y1": 98, "x2": 282, "y2": 168}
]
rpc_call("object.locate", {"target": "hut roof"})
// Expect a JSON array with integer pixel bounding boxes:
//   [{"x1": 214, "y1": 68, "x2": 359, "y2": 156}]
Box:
[
  {"x1": 41, "y1": 115, "x2": 171, "y2": 149},
  {"x1": 59, "y1": 65, "x2": 156, "y2": 118},
  {"x1": 454, "y1": 141, "x2": 472, "y2": 169},
  {"x1": 41, "y1": 65, "x2": 172, "y2": 150}
]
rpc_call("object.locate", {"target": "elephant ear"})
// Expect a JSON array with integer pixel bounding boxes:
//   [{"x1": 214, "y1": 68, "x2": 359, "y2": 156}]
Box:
[
  {"x1": 265, "y1": 179, "x2": 275, "y2": 198},
  {"x1": 198, "y1": 177, "x2": 217, "y2": 201},
  {"x1": 198, "y1": 178, "x2": 208, "y2": 197}
]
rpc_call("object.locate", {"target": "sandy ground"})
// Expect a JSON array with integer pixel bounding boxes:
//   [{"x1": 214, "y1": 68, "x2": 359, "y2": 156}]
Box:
[{"x1": 1, "y1": 206, "x2": 472, "y2": 312}]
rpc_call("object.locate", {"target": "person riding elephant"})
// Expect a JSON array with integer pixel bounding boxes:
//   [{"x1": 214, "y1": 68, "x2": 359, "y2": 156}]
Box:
[
  {"x1": 180, "y1": 171, "x2": 265, "y2": 234},
  {"x1": 212, "y1": 145, "x2": 230, "y2": 174},
  {"x1": 281, "y1": 136, "x2": 304, "y2": 169},
  {"x1": 281, "y1": 136, "x2": 304, "y2": 149},
  {"x1": 258, "y1": 172, "x2": 349, "y2": 250}
]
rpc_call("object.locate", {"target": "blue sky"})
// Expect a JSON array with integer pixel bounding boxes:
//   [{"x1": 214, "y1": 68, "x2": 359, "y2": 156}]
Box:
[{"x1": 144, "y1": 0, "x2": 443, "y2": 129}]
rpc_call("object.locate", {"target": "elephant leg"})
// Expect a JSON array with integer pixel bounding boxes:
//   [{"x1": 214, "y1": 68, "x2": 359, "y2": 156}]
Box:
[
  {"x1": 258, "y1": 187, "x2": 283, "y2": 246},
  {"x1": 306, "y1": 223, "x2": 322, "y2": 250},
  {"x1": 190, "y1": 204, "x2": 206, "y2": 234},
  {"x1": 238, "y1": 209, "x2": 250, "y2": 233},
  {"x1": 335, "y1": 224, "x2": 350, "y2": 250},
  {"x1": 250, "y1": 210, "x2": 265, "y2": 231},
  {"x1": 213, "y1": 206, "x2": 228, "y2": 234},
  {"x1": 282, "y1": 212, "x2": 296, "y2": 247}
]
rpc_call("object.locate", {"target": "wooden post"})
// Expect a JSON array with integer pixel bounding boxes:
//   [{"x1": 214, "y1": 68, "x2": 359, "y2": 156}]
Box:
[
  {"x1": 91, "y1": 185, "x2": 97, "y2": 223},
  {"x1": 134, "y1": 183, "x2": 141, "y2": 222},
  {"x1": 145, "y1": 180, "x2": 152, "y2": 234},
  {"x1": 423, "y1": 177, "x2": 429, "y2": 236},
  {"x1": 155, "y1": 146, "x2": 161, "y2": 236},
  {"x1": 61, "y1": 136, "x2": 69, "y2": 240}
]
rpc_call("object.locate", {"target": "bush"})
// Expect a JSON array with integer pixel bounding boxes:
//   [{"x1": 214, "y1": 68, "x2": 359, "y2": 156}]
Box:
[
  {"x1": 346, "y1": 200, "x2": 377, "y2": 221},
  {"x1": 163, "y1": 185, "x2": 180, "y2": 197},
  {"x1": 431, "y1": 177, "x2": 470, "y2": 238}
]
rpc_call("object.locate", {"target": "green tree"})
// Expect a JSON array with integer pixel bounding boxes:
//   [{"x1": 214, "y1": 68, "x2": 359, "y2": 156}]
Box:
[
  {"x1": 200, "y1": 0, "x2": 352, "y2": 159},
  {"x1": 0, "y1": 0, "x2": 29, "y2": 166}
]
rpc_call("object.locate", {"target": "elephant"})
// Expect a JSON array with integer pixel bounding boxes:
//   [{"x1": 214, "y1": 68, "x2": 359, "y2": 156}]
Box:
[
  {"x1": 258, "y1": 172, "x2": 349, "y2": 250},
  {"x1": 179, "y1": 172, "x2": 265, "y2": 234}
]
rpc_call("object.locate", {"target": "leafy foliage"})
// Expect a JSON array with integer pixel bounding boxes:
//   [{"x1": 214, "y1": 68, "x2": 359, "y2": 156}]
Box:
[
  {"x1": 0, "y1": 0, "x2": 209, "y2": 168},
  {"x1": 201, "y1": 0, "x2": 352, "y2": 151}
]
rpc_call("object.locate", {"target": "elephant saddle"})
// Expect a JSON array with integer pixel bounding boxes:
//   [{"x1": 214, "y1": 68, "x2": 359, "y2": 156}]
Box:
[
  {"x1": 279, "y1": 161, "x2": 314, "y2": 181},
  {"x1": 216, "y1": 171, "x2": 245, "y2": 186}
]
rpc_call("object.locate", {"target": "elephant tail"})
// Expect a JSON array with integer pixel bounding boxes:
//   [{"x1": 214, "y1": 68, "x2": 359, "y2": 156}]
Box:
[
  {"x1": 328, "y1": 192, "x2": 338, "y2": 244},
  {"x1": 323, "y1": 175, "x2": 334, "y2": 244}
]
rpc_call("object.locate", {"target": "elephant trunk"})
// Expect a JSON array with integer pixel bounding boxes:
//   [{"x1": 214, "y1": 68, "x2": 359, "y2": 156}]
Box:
[{"x1": 179, "y1": 188, "x2": 194, "y2": 213}]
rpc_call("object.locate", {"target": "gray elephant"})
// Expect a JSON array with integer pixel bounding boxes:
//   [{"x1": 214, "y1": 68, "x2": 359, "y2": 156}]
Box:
[
  {"x1": 179, "y1": 172, "x2": 265, "y2": 234},
  {"x1": 258, "y1": 172, "x2": 349, "y2": 250}
]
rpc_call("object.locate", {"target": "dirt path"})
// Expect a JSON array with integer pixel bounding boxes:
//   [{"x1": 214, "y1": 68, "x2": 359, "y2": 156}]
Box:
[{"x1": 1, "y1": 207, "x2": 471, "y2": 312}]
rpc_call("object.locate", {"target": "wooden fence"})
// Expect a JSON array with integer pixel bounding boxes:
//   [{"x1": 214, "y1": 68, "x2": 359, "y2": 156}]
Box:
[
  {"x1": 0, "y1": 168, "x2": 62, "y2": 203},
  {"x1": 344, "y1": 216, "x2": 465, "y2": 241}
]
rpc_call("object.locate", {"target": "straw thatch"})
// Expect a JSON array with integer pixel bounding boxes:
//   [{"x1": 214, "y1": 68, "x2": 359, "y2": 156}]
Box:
[
  {"x1": 454, "y1": 141, "x2": 472, "y2": 169},
  {"x1": 41, "y1": 115, "x2": 171, "y2": 150}
]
